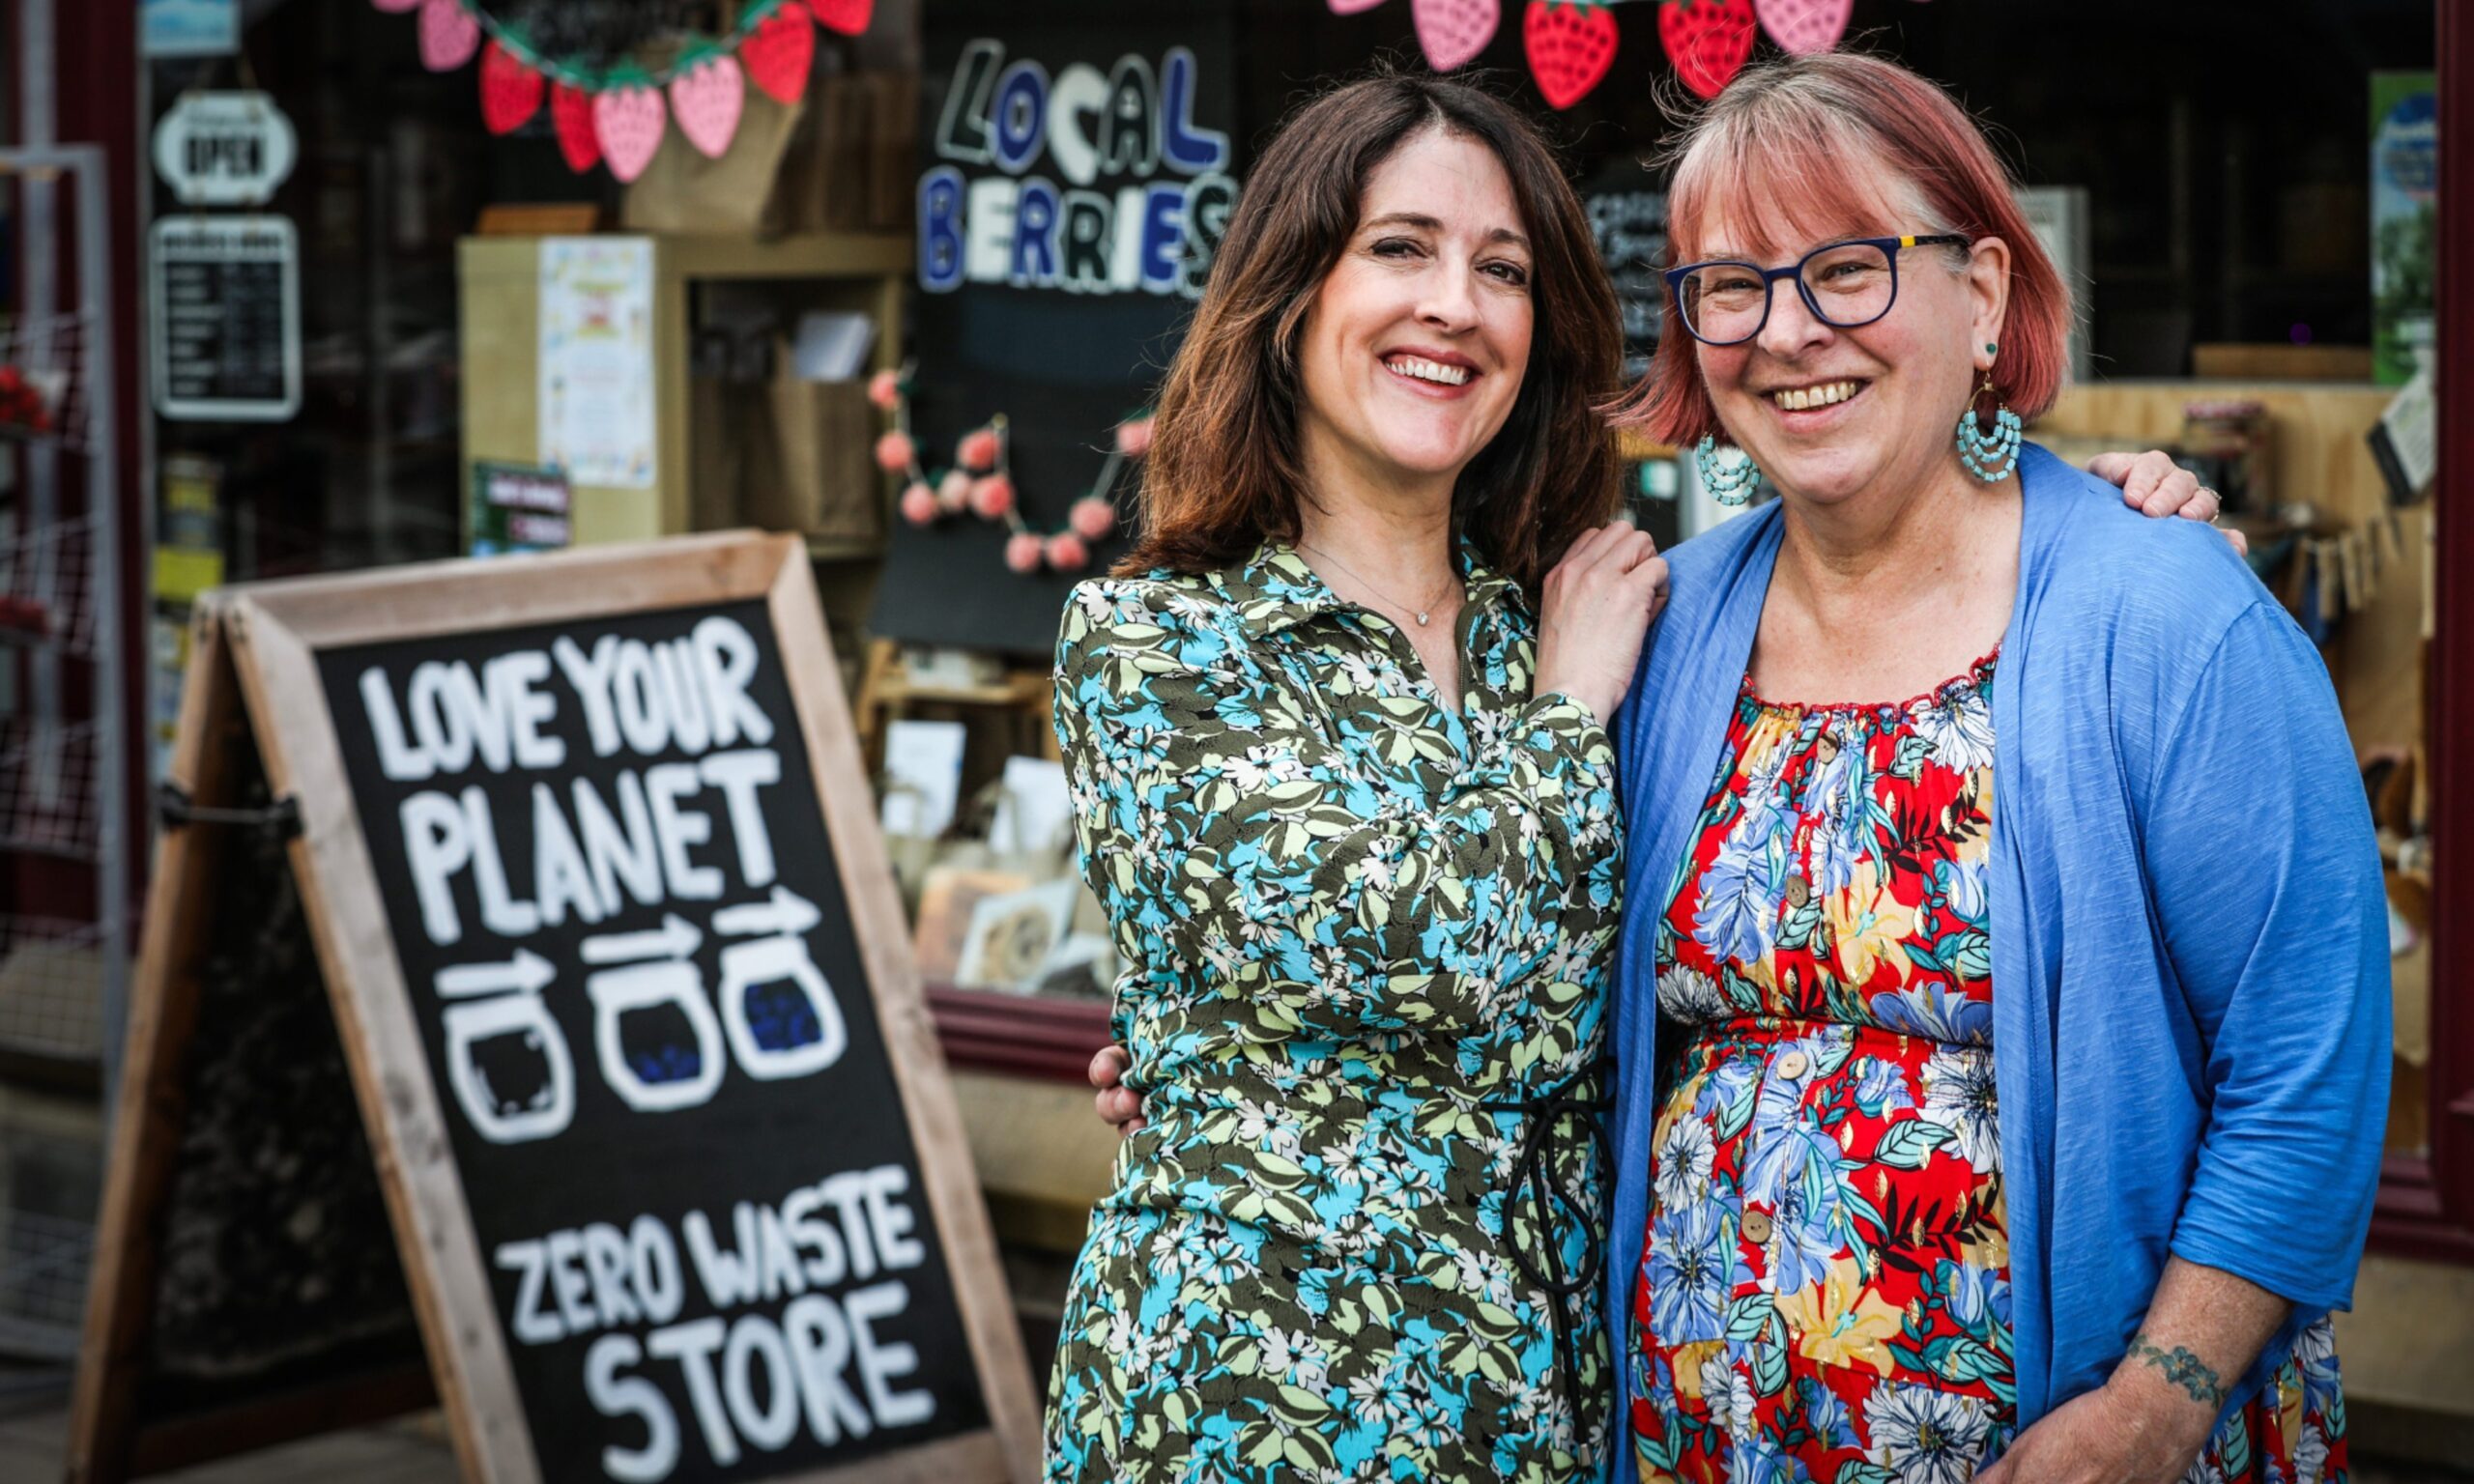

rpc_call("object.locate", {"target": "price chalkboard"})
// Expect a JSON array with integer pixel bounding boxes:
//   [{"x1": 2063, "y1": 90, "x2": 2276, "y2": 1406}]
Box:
[
  {"x1": 1580, "y1": 175, "x2": 1667, "y2": 381},
  {"x1": 71, "y1": 535, "x2": 1038, "y2": 1484},
  {"x1": 148, "y1": 214, "x2": 301, "y2": 422}
]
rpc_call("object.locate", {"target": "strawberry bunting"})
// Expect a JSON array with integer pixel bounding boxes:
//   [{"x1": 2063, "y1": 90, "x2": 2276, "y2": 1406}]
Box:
[
  {"x1": 365, "y1": 0, "x2": 874, "y2": 182},
  {"x1": 382, "y1": 0, "x2": 1844, "y2": 173},
  {"x1": 1332, "y1": 0, "x2": 1856, "y2": 108}
]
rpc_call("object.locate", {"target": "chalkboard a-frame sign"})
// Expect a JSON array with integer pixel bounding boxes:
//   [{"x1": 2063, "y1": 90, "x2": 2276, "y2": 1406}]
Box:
[{"x1": 68, "y1": 534, "x2": 1039, "y2": 1484}]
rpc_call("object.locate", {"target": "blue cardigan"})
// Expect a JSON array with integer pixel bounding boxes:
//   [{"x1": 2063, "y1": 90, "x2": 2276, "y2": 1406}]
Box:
[{"x1": 1604, "y1": 443, "x2": 2390, "y2": 1476}]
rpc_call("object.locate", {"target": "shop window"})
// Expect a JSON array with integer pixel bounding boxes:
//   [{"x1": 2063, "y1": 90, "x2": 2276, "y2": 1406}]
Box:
[
  {"x1": 871, "y1": 651, "x2": 1115, "y2": 1079},
  {"x1": 898, "y1": 2, "x2": 2474, "y2": 1266}
]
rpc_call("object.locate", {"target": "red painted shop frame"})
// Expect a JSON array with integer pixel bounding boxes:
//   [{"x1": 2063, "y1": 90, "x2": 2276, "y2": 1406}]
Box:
[{"x1": 2376, "y1": 1, "x2": 2474, "y2": 1265}]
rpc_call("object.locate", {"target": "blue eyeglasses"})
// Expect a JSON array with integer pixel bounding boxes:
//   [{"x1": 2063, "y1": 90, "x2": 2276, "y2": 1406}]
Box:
[{"x1": 1664, "y1": 234, "x2": 1972, "y2": 346}]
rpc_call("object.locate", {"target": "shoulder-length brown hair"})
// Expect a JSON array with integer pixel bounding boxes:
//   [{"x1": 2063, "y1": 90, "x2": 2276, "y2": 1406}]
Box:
[{"x1": 1117, "y1": 71, "x2": 1624, "y2": 593}]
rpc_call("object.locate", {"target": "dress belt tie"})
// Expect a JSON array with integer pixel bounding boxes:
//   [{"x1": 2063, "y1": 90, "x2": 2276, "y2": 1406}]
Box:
[{"x1": 1479, "y1": 1054, "x2": 1614, "y2": 1437}]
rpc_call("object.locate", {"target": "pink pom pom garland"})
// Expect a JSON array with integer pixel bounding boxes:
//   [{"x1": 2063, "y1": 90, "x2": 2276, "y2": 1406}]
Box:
[
  {"x1": 1043, "y1": 532, "x2": 1090, "y2": 573},
  {"x1": 1068, "y1": 497, "x2": 1116, "y2": 541},
  {"x1": 935, "y1": 469, "x2": 973, "y2": 513},
  {"x1": 865, "y1": 365, "x2": 1151, "y2": 578},
  {"x1": 968, "y1": 474, "x2": 1017, "y2": 521},
  {"x1": 956, "y1": 426, "x2": 1002, "y2": 473}
]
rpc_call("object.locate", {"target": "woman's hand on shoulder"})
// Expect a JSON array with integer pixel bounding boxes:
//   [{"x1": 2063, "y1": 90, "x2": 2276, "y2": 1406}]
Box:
[
  {"x1": 1536, "y1": 522, "x2": 1670, "y2": 724},
  {"x1": 1089, "y1": 1044, "x2": 1146, "y2": 1138},
  {"x1": 2086, "y1": 450, "x2": 2249, "y2": 557}
]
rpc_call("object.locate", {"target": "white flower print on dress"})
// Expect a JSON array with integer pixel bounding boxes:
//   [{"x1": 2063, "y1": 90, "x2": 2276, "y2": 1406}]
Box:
[
  {"x1": 1863, "y1": 1383, "x2": 1993, "y2": 1484},
  {"x1": 1919, "y1": 1048, "x2": 2002, "y2": 1174},
  {"x1": 1913, "y1": 685, "x2": 1996, "y2": 772},
  {"x1": 1654, "y1": 1116, "x2": 1717, "y2": 1211},
  {"x1": 1223, "y1": 744, "x2": 1305, "y2": 792},
  {"x1": 2292, "y1": 1421, "x2": 2330, "y2": 1484},
  {"x1": 1658, "y1": 963, "x2": 1730, "y2": 1020}
]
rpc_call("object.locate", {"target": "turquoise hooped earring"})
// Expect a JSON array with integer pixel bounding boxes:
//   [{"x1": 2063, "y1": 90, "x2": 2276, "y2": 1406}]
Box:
[
  {"x1": 1695, "y1": 435, "x2": 1762, "y2": 507},
  {"x1": 1956, "y1": 344, "x2": 2021, "y2": 483}
]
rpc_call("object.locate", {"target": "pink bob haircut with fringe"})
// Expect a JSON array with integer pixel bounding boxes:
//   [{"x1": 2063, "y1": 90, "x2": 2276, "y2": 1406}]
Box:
[{"x1": 1619, "y1": 51, "x2": 2075, "y2": 449}]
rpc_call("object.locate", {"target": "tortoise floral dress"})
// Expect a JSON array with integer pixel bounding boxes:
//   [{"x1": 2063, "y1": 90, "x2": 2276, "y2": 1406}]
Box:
[
  {"x1": 1628, "y1": 654, "x2": 2349, "y2": 1484},
  {"x1": 1047, "y1": 543, "x2": 1622, "y2": 1483}
]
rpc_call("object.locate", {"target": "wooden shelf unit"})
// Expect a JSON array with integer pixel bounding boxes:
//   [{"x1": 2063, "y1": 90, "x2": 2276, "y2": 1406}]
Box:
[{"x1": 456, "y1": 230, "x2": 910, "y2": 545}]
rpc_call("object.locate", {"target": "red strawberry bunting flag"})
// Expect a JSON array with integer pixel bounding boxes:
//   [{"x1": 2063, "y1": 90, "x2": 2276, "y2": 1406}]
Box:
[
  {"x1": 1524, "y1": 0, "x2": 1619, "y2": 109},
  {"x1": 807, "y1": 0, "x2": 875, "y2": 36},
  {"x1": 550, "y1": 82, "x2": 602, "y2": 174},
  {"x1": 478, "y1": 40, "x2": 544, "y2": 134},
  {"x1": 740, "y1": 2, "x2": 818, "y2": 104},
  {"x1": 1661, "y1": 0, "x2": 1758, "y2": 98}
]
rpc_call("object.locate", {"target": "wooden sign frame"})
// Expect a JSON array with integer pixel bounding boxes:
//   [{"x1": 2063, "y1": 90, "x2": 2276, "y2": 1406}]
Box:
[{"x1": 69, "y1": 533, "x2": 1040, "y2": 1484}]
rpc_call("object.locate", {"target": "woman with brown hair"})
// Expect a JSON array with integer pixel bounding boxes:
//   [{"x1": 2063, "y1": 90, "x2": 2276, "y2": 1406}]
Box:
[
  {"x1": 1046, "y1": 71, "x2": 1661, "y2": 1484},
  {"x1": 1049, "y1": 70, "x2": 2216, "y2": 1484}
]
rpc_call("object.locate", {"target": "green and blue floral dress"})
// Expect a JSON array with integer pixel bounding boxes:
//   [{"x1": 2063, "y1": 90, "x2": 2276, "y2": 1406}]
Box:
[{"x1": 1046, "y1": 543, "x2": 1624, "y2": 1483}]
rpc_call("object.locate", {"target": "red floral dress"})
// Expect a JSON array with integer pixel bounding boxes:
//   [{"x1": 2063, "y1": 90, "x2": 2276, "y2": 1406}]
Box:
[{"x1": 1627, "y1": 654, "x2": 2348, "y2": 1484}]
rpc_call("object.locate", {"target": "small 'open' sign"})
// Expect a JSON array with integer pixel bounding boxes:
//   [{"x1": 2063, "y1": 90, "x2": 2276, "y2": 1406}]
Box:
[{"x1": 153, "y1": 90, "x2": 298, "y2": 207}]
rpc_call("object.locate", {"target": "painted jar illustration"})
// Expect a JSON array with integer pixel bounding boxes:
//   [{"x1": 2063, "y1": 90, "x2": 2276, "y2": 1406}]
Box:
[
  {"x1": 587, "y1": 959, "x2": 726, "y2": 1113},
  {"x1": 442, "y1": 986, "x2": 576, "y2": 1144},
  {"x1": 716, "y1": 934, "x2": 846, "y2": 1080},
  {"x1": 714, "y1": 887, "x2": 845, "y2": 1080}
]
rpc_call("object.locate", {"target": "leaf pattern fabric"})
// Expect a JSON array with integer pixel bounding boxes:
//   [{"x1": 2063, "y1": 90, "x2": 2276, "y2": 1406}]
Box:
[
  {"x1": 1630, "y1": 657, "x2": 2347, "y2": 1484},
  {"x1": 1044, "y1": 543, "x2": 1623, "y2": 1483}
]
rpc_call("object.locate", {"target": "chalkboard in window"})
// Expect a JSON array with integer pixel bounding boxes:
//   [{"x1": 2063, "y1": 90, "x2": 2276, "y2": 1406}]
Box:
[
  {"x1": 873, "y1": 0, "x2": 1241, "y2": 660},
  {"x1": 72, "y1": 535, "x2": 1039, "y2": 1484},
  {"x1": 1580, "y1": 171, "x2": 1668, "y2": 382},
  {"x1": 148, "y1": 214, "x2": 302, "y2": 422}
]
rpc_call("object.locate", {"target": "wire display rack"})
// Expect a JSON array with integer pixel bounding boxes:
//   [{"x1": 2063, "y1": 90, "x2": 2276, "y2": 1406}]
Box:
[
  {"x1": 0, "y1": 513, "x2": 101, "y2": 659},
  {"x1": 0, "y1": 1208, "x2": 93, "y2": 1359},
  {"x1": 0, "y1": 311, "x2": 96, "y2": 454},
  {"x1": 0, "y1": 720, "x2": 101, "y2": 860},
  {"x1": 0, "y1": 917, "x2": 108, "y2": 1068},
  {"x1": 0, "y1": 145, "x2": 125, "y2": 1364}
]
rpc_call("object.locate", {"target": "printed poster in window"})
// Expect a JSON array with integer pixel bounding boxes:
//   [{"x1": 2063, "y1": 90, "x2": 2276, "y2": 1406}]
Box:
[{"x1": 537, "y1": 237, "x2": 655, "y2": 488}]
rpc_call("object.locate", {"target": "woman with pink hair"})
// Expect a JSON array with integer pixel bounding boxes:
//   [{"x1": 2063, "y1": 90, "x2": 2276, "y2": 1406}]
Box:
[{"x1": 1607, "y1": 51, "x2": 2381, "y2": 1484}]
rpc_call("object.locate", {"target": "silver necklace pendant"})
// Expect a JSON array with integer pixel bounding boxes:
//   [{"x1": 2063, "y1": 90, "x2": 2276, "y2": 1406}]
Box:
[{"x1": 1300, "y1": 541, "x2": 1447, "y2": 631}]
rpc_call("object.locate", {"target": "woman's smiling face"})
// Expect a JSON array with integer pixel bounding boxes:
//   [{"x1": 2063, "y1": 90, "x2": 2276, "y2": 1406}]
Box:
[
  {"x1": 1688, "y1": 158, "x2": 2009, "y2": 505},
  {"x1": 1294, "y1": 126, "x2": 1536, "y2": 495}
]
